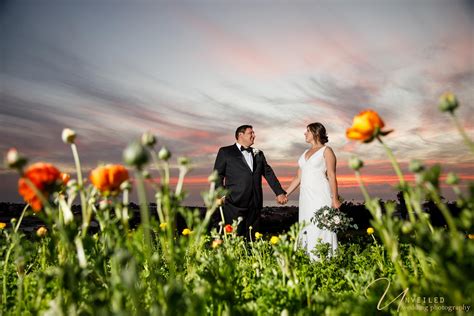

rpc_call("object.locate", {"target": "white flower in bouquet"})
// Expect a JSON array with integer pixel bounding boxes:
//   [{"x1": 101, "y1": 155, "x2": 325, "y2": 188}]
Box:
[{"x1": 311, "y1": 205, "x2": 358, "y2": 233}]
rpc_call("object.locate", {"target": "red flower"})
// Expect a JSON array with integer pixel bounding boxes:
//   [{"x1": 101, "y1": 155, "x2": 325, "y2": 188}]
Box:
[
  {"x1": 18, "y1": 162, "x2": 62, "y2": 212},
  {"x1": 224, "y1": 224, "x2": 233, "y2": 233}
]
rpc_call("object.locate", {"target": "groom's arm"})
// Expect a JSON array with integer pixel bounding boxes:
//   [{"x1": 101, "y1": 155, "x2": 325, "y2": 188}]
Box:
[
  {"x1": 213, "y1": 147, "x2": 226, "y2": 188},
  {"x1": 261, "y1": 152, "x2": 286, "y2": 196}
]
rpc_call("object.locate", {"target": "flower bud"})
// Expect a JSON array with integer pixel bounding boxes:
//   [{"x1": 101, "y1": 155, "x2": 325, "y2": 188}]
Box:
[
  {"x1": 141, "y1": 131, "x2": 157, "y2": 147},
  {"x1": 348, "y1": 156, "x2": 364, "y2": 171},
  {"x1": 120, "y1": 180, "x2": 132, "y2": 191},
  {"x1": 224, "y1": 224, "x2": 233, "y2": 234},
  {"x1": 178, "y1": 157, "x2": 190, "y2": 166},
  {"x1": 36, "y1": 226, "x2": 48, "y2": 238},
  {"x1": 123, "y1": 141, "x2": 149, "y2": 168},
  {"x1": 438, "y1": 92, "x2": 459, "y2": 113},
  {"x1": 99, "y1": 199, "x2": 110, "y2": 211},
  {"x1": 211, "y1": 239, "x2": 223, "y2": 248},
  {"x1": 409, "y1": 160, "x2": 424, "y2": 173},
  {"x1": 255, "y1": 232, "x2": 263, "y2": 239},
  {"x1": 4, "y1": 148, "x2": 27, "y2": 170},
  {"x1": 60, "y1": 173, "x2": 70, "y2": 185},
  {"x1": 401, "y1": 223, "x2": 412, "y2": 234},
  {"x1": 61, "y1": 128, "x2": 76, "y2": 144},
  {"x1": 158, "y1": 147, "x2": 171, "y2": 161},
  {"x1": 446, "y1": 172, "x2": 459, "y2": 185}
]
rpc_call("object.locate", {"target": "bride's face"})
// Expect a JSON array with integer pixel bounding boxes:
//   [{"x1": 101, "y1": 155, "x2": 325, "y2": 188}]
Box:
[{"x1": 304, "y1": 128, "x2": 314, "y2": 143}]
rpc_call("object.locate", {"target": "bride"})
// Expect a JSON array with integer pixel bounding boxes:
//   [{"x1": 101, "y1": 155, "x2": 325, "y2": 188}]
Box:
[{"x1": 285, "y1": 122, "x2": 341, "y2": 260}]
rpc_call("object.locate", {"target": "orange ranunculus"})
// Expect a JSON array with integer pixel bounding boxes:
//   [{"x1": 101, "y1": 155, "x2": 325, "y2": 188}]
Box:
[
  {"x1": 89, "y1": 164, "x2": 129, "y2": 194},
  {"x1": 18, "y1": 162, "x2": 62, "y2": 212},
  {"x1": 346, "y1": 110, "x2": 392, "y2": 143}
]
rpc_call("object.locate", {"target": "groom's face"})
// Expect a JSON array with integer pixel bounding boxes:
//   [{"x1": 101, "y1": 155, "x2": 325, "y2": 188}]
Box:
[{"x1": 239, "y1": 128, "x2": 255, "y2": 147}]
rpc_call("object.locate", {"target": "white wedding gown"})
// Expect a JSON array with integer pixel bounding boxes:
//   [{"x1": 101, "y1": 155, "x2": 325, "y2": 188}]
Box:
[{"x1": 298, "y1": 146, "x2": 338, "y2": 260}]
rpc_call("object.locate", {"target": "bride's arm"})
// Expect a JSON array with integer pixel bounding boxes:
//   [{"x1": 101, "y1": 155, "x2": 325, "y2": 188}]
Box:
[
  {"x1": 325, "y1": 147, "x2": 342, "y2": 208},
  {"x1": 285, "y1": 168, "x2": 302, "y2": 197}
]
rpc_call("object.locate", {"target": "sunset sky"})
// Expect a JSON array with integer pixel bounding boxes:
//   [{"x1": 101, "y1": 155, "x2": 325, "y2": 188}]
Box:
[{"x1": 1, "y1": 0, "x2": 473, "y2": 206}]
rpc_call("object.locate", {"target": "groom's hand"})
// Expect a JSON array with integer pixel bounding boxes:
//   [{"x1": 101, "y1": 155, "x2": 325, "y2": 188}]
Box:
[{"x1": 276, "y1": 194, "x2": 288, "y2": 205}]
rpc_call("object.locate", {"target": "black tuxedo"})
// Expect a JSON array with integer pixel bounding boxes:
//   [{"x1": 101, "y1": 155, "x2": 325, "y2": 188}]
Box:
[{"x1": 213, "y1": 144, "x2": 285, "y2": 237}]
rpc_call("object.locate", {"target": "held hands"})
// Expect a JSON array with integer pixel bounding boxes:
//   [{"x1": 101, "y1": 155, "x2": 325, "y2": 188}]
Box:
[{"x1": 276, "y1": 194, "x2": 288, "y2": 205}]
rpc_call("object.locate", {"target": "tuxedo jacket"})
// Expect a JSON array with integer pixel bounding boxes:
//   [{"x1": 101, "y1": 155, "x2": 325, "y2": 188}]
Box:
[{"x1": 213, "y1": 144, "x2": 285, "y2": 215}]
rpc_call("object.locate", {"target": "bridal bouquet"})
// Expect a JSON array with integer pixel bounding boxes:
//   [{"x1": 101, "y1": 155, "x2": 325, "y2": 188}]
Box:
[{"x1": 311, "y1": 206, "x2": 357, "y2": 233}]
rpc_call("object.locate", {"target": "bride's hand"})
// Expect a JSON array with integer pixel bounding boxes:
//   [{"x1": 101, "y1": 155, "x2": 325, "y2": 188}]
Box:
[{"x1": 332, "y1": 199, "x2": 342, "y2": 209}]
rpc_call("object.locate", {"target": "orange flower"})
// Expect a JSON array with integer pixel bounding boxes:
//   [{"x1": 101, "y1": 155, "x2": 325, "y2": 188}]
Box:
[
  {"x1": 224, "y1": 224, "x2": 233, "y2": 234},
  {"x1": 346, "y1": 110, "x2": 392, "y2": 143},
  {"x1": 90, "y1": 164, "x2": 129, "y2": 194},
  {"x1": 18, "y1": 162, "x2": 62, "y2": 212},
  {"x1": 60, "y1": 173, "x2": 70, "y2": 185}
]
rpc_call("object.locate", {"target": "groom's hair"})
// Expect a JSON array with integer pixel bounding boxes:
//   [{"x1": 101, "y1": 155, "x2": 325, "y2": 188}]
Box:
[{"x1": 235, "y1": 125, "x2": 253, "y2": 139}]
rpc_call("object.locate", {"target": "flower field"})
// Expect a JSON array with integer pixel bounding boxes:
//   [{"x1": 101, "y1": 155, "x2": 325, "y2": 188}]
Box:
[{"x1": 1, "y1": 93, "x2": 473, "y2": 315}]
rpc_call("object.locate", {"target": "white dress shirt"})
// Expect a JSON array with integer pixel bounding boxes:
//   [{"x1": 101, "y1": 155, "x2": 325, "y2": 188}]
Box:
[{"x1": 236, "y1": 143, "x2": 253, "y2": 171}]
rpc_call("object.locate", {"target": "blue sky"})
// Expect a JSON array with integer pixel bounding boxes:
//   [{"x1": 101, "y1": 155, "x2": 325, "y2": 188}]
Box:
[{"x1": 1, "y1": 0, "x2": 473, "y2": 205}]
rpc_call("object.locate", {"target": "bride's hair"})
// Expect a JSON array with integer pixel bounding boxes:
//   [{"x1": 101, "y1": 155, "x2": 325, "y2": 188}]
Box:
[{"x1": 307, "y1": 122, "x2": 328, "y2": 144}]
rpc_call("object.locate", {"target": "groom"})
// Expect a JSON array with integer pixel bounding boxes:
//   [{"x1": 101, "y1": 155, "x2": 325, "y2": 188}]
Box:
[{"x1": 213, "y1": 125, "x2": 287, "y2": 238}]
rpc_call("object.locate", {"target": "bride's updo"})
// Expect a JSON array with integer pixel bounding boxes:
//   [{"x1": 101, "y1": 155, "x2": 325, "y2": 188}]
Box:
[{"x1": 307, "y1": 122, "x2": 328, "y2": 144}]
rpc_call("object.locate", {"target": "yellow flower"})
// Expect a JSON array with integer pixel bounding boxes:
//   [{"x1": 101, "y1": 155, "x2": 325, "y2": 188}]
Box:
[
  {"x1": 211, "y1": 239, "x2": 223, "y2": 248},
  {"x1": 36, "y1": 226, "x2": 48, "y2": 238},
  {"x1": 468, "y1": 234, "x2": 474, "y2": 240},
  {"x1": 270, "y1": 236, "x2": 279, "y2": 245},
  {"x1": 159, "y1": 222, "x2": 168, "y2": 230},
  {"x1": 346, "y1": 109, "x2": 392, "y2": 143},
  {"x1": 182, "y1": 228, "x2": 192, "y2": 236},
  {"x1": 367, "y1": 227, "x2": 375, "y2": 235},
  {"x1": 0, "y1": 222, "x2": 6, "y2": 230},
  {"x1": 255, "y1": 232, "x2": 263, "y2": 240}
]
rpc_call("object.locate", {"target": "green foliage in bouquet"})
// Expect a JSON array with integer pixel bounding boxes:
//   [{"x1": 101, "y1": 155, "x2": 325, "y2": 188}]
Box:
[{"x1": 311, "y1": 205, "x2": 358, "y2": 233}]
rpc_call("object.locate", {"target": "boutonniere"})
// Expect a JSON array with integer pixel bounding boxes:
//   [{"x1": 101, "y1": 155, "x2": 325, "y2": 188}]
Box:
[{"x1": 252, "y1": 148, "x2": 260, "y2": 155}]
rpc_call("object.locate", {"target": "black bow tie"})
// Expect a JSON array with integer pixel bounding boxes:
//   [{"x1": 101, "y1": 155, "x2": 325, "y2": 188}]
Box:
[{"x1": 241, "y1": 146, "x2": 253, "y2": 153}]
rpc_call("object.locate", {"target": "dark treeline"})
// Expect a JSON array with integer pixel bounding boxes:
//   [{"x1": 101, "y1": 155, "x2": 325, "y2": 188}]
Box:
[{"x1": 0, "y1": 194, "x2": 462, "y2": 239}]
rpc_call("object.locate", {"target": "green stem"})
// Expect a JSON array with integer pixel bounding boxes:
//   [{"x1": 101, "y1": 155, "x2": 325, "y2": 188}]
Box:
[
  {"x1": 71, "y1": 144, "x2": 89, "y2": 237},
  {"x1": 426, "y1": 183, "x2": 457, "y2": 236},
  {"x1": 122, "y1": 188, "x2": 130, "y2": 231},
  {"x1": 161, "y1": 162, "x2": 176, "y2": 277},
  {"x1": 377, "y1": 137, "x2": 416, "y2": 223},
  {"x1": 175, "y1": 167, "x2": 187, "y2": 196},
  {"x1": 135, "y1": 170, "x2": 152, "y2": 258},
  {"x1": 14, "y1": 205, "x2": 28, "y2": 234},
  {"x1": 2, "y1": 205, "x2": 28, "y2": 306},
  {"x1": 450, "y1": 113, "x2": 474, "y2": 153},
  {"x1": 354, "y1": 171, "x2": 371, "y2": 202}
]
